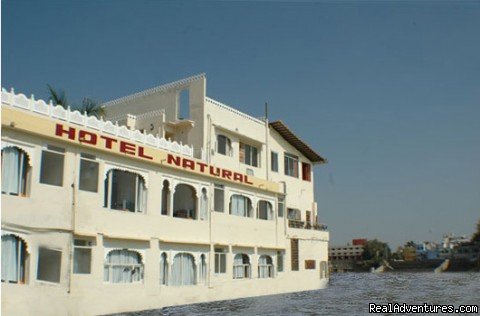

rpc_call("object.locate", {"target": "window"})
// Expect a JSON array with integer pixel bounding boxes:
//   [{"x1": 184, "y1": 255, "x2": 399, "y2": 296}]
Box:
[
  {"x1": 199, "y1": 188, "x2": 208, "y2": 221},
  {"x1": 104, "y1": 249, "x2": 143, "y2": 283},
  {"x1": 320, "y1": 261, "x2": 328, "y2": 278},
  {"x1": 199, "y1": 254, "x2": 207, "y2": 285},
  {"x1": 73, "y1": 239, "x2": 92, "y2": 274},
  {"x1": 217, "y1": 135, "x2": 232, "y2": 156},
  {"x1": 1, "y1": 235, "x2": 27, "y2": 283},
  {"x1": 258, "y1": 255, "x2": 274, "y2": 278},
  {"x1": 1, "y1": 147, "x2": 30, "y2": 196},
  {"x1": 40, "y1": 145, "x2": 65, "y2": 186},
  {"x1": 161, "y1": 180, "x2": 170, "y2": 215},
  {"x1": 287, "y1": 208, "x2": 301, "y2": 221},
  {"x1": 230, "y1": 194, "x2": 253, "y2": 217},
  {"x1": 291, "y1": 239, "x2": 299, "y2": 271},
  {"x1": 233, "y1": 254, "x2": 250, "y2": 279},
  {"x1": 79, "y1": 153, "x2": 99, "y2": 192},
  {"x1": 37, "y1": 247, "x2": 62, "y2": 283},
  {"x1": 214, "y1": 248, "x2": 227, "y2": 274},
  {"x1": 284, "y1": 153, "x2": 298, "y2": 178},
  {"x1": 239, "y1": 142, "x2": 258, "y2": 167},
  {"x1": 277, "y1": 197, "x2": 285, "y2": 218},
  {"x1": 160, "y1": 252, "x2": 168, "y2": 285},
  {"x1": 277, "y1": 251, "x2": 284, "y2": 272},
  {"x1": 214, "y1": 184, "x2": 224, "y2": 213},
  {"x1": 104, "y1": 170, "x2": 147, "y2": 213},
  {"x1": 305, "y1": 260, "x2": 316, "y2": 270},
  {"x1": 173, "y1": 183, "x2": 196, "y2": 219},
  {"x1": 171, "y1": 253, "x2": 196, "y2": 286},
  {"x1": 302, "y1": 162, "x2": 311, "y2": 181},
  {"x1": 271, "y1": 151, "x2": 278, "y2": 172},
  {"x1": 257, "y1": 200, "x2": 273, "y2": 220}
]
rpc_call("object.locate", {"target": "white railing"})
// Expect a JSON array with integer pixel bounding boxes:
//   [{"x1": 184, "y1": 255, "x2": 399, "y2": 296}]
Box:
[
  {"x1": 1, "y1": 88, "x2": 196, "y2": 158},
  {"x1": 206, "y1": 97, "x2": 265, "y2": 125}
]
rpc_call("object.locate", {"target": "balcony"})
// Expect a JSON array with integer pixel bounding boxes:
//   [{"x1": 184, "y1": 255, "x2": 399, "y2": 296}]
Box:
[{"x1": 288, "y1": 220, "x2": 328, "y2": 231}]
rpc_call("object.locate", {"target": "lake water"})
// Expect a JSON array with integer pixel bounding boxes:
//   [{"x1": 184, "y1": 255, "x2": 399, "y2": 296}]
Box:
[{"x1": 122, "y1": 273, "x2": 480, "y2": 315}]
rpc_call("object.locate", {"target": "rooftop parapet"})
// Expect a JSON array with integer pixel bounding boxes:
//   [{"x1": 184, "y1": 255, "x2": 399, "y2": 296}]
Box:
[{"x1": 1, "y1": 88, "x2": 197, "y2": 158}]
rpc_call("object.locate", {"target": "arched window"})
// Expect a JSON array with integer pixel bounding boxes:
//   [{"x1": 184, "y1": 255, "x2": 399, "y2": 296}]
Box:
[
  {"x1": 199, "y1": 188, "x2": 208, "y2": 221},
  {"x1": 257, "y1": 200, "x2": 273, "y2": 220},
  {"x1": 171, "y1": 253, "x2": 196, "y2": 286},
  {"x1": 104, "y1": 249, "x2": 143, "y2": 283},
  {"x1": 258, "y1": 255, "x2": 274, "y2": 278},
  {"x1": 1, "y1": 235, "x2": 27, "y2": 283},
  {"x1": 199, "y1": 254, "x2": 207, "y2": 284},
  {"x1": 173, "y1": 184, "x2": 196, "y2": 219},
  {"x1": 217, "y1": 135, "x2": 232, "y2": 156},
  {"x1": 1, "y1": 147, "x2": 30, "y2": 196},
  {"x1": 160, "y1": 252, "x2": 168, "y2": 285},
  {"x1": 233, "y1": 254, "x2": 251, "y2": 279},
  {"x1": 104, "y1": 170, "x2": 147, "y2": 213},
  {"x1": 230, "y1": 195, "x2": 253, "y2": 218},
  {"x1": 161, "y1": 180, "x2": 170, "y2": 215}
]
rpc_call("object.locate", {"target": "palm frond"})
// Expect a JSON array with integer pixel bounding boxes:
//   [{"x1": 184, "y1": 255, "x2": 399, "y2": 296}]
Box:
[
  {"x1": 80, "y1": 98, "x2": 105, "y2": 119},
  {"x1": 47, "y1": 84, "x2": 68, "y2": 108}
]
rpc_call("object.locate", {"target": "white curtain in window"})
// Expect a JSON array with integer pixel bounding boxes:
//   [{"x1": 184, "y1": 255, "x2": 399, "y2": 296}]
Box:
[
  {"x1": 1, "y1": 148, "x2": 20, "y2": 194},
  {"x1": 171, "y1": 253, "x2": 195, "y2": 286},
  {"x1": 199, "y1": 255, "x2": 207, "y2": 284},
  {"x1": 200, "y1": 191, "x2": 208, "y2": 220},
  {"x1": 1, "y1": 235, "x2": 23, "y2": 282},
  {"x1": 136, "y1": 177, "x2": 147, "y2": 212},
  {"x1": 104, "y1": 250, "x2": 143, "y2": 283},
  {"x1": 231, "y1": 195, "x2": 249, "y2": 217},
  {"x1": 266, "y1": 202, "x2": 273, "y2": 220},
  {"x1": 258, "y1": 255, "x2": 272, "y2": 278}
]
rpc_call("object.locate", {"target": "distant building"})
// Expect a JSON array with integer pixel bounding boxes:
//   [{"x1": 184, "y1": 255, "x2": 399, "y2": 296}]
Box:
[{"x1": 328, "y1": 239, "x2": 365, "y2": 272}]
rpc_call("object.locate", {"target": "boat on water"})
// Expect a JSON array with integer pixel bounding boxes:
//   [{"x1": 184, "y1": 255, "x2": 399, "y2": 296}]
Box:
[{"x1": 1, "y1": 74, "x2": 330, "y2": 315}]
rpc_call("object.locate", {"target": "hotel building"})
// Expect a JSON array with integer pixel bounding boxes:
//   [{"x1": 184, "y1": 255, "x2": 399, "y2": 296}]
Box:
[{"x1": 1, "y1": 74, "x2": 329, "y2": 315}]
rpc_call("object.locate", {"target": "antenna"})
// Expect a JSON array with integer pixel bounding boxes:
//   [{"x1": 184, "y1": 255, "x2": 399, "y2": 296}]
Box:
[{"x1": 264, "y1": 102, "x2": 268, "y2": 121}]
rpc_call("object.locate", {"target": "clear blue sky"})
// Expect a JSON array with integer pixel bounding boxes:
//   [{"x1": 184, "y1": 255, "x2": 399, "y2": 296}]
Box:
[{"x1": 2, "y1": 0, "x2": 479, "y2": 248}]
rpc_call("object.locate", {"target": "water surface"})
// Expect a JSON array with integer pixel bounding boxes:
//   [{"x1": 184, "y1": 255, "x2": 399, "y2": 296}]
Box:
[{"x1": 123, "y1": 273, "x2": 480, "y2": 315}]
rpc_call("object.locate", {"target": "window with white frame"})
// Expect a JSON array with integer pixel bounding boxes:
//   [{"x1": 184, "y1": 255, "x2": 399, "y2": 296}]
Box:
[
  {"x1": 104, "y1": 249, "x2": 143, "y2": 283},
  {"x1": 257, "y1": 200, "x2": 273, "y2": 220},
  {"x1": 37, "y1": 247, "x2": 62, "y2": 283},
  {"x1": 258, "y1": 255, "x2": 274, "y2": 278},
  {"x1": 171, "y1": 253, "x2": 196, "y2": 286},
  {"x1": 79, "y1": 153, "x2": 99, "y2": 192},
  {"x1": 284, "y1": 153, "x2": 299, "y2": 178},
  {"x1": 161, "y1": 180, "x2": 170, "y2": 215},
  {"x1": 160, "y1": 252, "x2": 168, "y2": 285},
  {"x1": 214, "y1": 184, "x2": 224, "y2": 213},
  {"x1": 217, "y1": 135, "x2": 232, "y2": 156},
  {"x1": 1, "y1": 235, "x2": 27, "y2": 283},
  {"x1": 104, "y1": 170, "x2": 147, "y2": 213},
  {"x1": 239, "y1": 142, "x2": 259, "y2": 167},
  {"x1": 199, "y1": 254, "x2": 207, "y2": 285},
  {"x1": 233, "y1": 253, "x2": 251, "y2": 279},
  {"x1": 277, "y1": 196, "x2": 285, "y2": 218},
  {"x1": 214, "y1": 248, "x2": 227, "y2": 274},
  {"x1": 73, "y1": 239, "x2": 93, "y2": 274},
  {"x1": 1, "y1": 147, "x2": 30, "y2": 196},
  {"x1": 230, "y1": 194, "x2": 253, "y2": 217},
  {"x1": 40, "y1": 145, "x2": 65, "y2": 186},
  {"x1": 271, "y1": 151, "x2": 279, "y2": 172},
  {"x1": 277, "y1": 251, "x2": 284, "y2": 272}
]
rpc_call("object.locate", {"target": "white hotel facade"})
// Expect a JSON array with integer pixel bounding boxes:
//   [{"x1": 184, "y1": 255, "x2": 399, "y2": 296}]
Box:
[{"x1": 1, "y1": 74, "x2": 329, "y2": 315}]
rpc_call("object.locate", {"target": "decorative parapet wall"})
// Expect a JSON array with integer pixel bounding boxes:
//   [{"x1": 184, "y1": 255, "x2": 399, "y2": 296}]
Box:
[
  {"x1": 1, "y1": 88, "x2": 195, "y2": 158},
  {"x1": 206, "y1": 97, "x2": 265, "y2": 125}
]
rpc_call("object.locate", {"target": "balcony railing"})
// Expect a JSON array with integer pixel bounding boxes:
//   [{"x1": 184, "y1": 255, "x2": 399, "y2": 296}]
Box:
[{"x1": 288, "y1": 220, "x2": 328, "y2": 231}]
